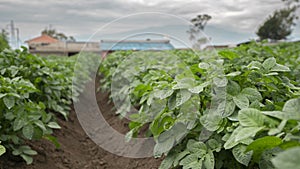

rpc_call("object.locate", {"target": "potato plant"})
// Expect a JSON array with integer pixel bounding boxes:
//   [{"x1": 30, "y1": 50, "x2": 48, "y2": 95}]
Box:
[
  {"x1": 99, "y1": 41, "x2": 300, "y2": 169},
  {"x1": 0, "y1": 48, "x2": 99, "y2": 164}
]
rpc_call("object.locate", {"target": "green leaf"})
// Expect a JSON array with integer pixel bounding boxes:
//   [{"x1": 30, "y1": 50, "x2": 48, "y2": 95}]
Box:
[
  {"x1": 3, "y1": 96, "x2": 15, "y2": 109},
  {"x1": 235, "y1": 126, "x2": 265, "y2": 142},
  {"x1": 213, "y1": 77, "x2": 228, "y2": 87},
  {"x1": 168, "y1": 94, "x2": 176, "y2": 110},
  {"x1": 246, "y1": 136, "x2": 282, "y2": 162},
  {"x1": 154, "y1": 132, "x2": 175, "y2": 158},
  {"x1": 32, "y1": 127, "x2": 43, "y2": 140},
  {"x1": 268, "y1": 120, "x2": 287, "y2": 135},
  {"x1": 265, "y1": 72, "x2": 279, "y2": 76},
  {"x1": 226, "y1": 80, "x2": 241, "y2": 96},
  {"x1": 125, "y1": 130, "x2": 134, "y2": 142},
  {"x1": 175, "y1": 89, "x2": 191, "y2": 107},
  {"x1": 262, "y1": 57, "x2": 276, "y2": 70},
  {"x1": 150, "y1": 115, "x2": 174, "y2": 137},
  {"x1": 187, "y1": 160, "x2": 203, "y2": 169},
  {"x1": 172, "y1": 122, "x2": 188, "y2": 142},
  {"x1": 271, "y1": 147, "x2": 300, "y2": 169},
  {"x1": 20, "y1": 154, "x2": 33, "y2": 165},
  {"x1": 154, "y1": 88, "x2": 174, "y2": 99},
  {"x1": 173, "y1": 78, "x2": 195, "y2": 90},
  {"x1": 0, "y1": 145, "x2": 6, "y2": 156},
  {"x1": 224, "y1": 127, "x2": 253, "y2": 149},
  {"x1": 34, "y1": 120, "x2": 47, "y2": 131},
  {"x1": 43, "y1": 135, "x2": 60, "y2": 148},
  {"x1": 12, "y1": 149, "x2": 22, "y2": 156},
  {"x1": 233, "y1": 94, "x2": 249, "y2": 109},
  {"x1": 159, "y1": 153, "x2": 175, "y2": 169},
  {"x1": 262, "y1": 111, "x2": 298, "y2": 120},
  {"x1": 23, "y1": 149, "x2": 38, "y2": 156},
  {"x1": 200, "y1": 114, "x2": 224, "y2": 132},
  {"x1": 219, "y1": 50, "x2": 239, "y2": 60},
  {"x1": 248, "y1": 61, "x2": 263, "y2": 70},
  {"x1": 0, "y1": 93, "x2": 7, "y2": 99},
  {"x1": 204, "y1": 149, "x2": 214, "y2": 169},
  {"x1": 47, "y1": 122, "x2": 61, "y2": 129},
  {"x1": 150, "y1": 99, "x2": 167, "y2": 118},
  {"x1": 282, "y1": 98, "x2": 300, "y2": 120},
  {"x1": 173, "y1": 150, "x2": 189, "y2": 166},
  {"x1": 188, "y1": 81, "x2": 210, "y2": 94},
  {"x1": 4, "y1": 111, "x2": 15, "y2": 120},
  {"x1": 13, "y1": 118, "x2": 25, "y2": 131},
  {"x1": 279, "y1": 141, "x2": 300, "y2": 150},
  {"x1": 198, "y1": 62, "x2": 210, "y2": 69},
  {"x1": 261, "y1": 111, "x2": 294, "y2": 120},
  {"x1": 225, "y1": 71, "x2": 241, "y2": 77},
  {"x1": 233, "y1": 145, "x2": 253, "y2": 166},
  {"x1": 238, "y1": 108, "x2": 265, "y2": 127},
  {"x1": 178, "y1": 96, "x2": 200, "y2": 125},
  {"x1": 22, "y1": 125, "x2": 34, "y2": 140},
  {"x1": 241, "y1": 88, "x2": 263, "y2": 102},
  {"x1": 160, "y1": 88, "x2": 174, "y2": 99},
  {"x1": 207, "y1": 139, "x2": 222, "y2": 152},
  {"x1": 154, "y1": 123, "x2": 187, "y2": 157},
  {"x1": 259, "y1": 149, "x2": 277, "y2": 169},
  {"x1": 270, "y1": 64, "x2": 290, "y2": 72},
  {"x1": 249, "y1": 100, "x2": 262, "y2": 109},
  {"x1": 11, "y1": 135, "x2": 20, "y2": 144},
  {"x1": 187, "y1": 140, "x2": 207, "y2": 155},
  {"x1": 223, "y1": 100, "x2": 236, "y2": 117},
  {"x1": 180, "y1": 154, "x2": 201, "y2": 168}
]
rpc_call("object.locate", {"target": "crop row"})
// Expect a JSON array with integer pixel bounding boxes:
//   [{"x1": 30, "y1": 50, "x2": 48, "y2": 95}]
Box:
[
  {"x1": 99, "y1": 41, "x2": 300, "y2": 169},
  {"x1": 0, "y1": 48, "x2": 99, "y2": 164}
]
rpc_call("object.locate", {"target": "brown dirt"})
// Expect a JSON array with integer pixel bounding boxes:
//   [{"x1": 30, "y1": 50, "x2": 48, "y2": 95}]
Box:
[{"x1": 0, "y1": 80, "x2": 162, "y2": 169}]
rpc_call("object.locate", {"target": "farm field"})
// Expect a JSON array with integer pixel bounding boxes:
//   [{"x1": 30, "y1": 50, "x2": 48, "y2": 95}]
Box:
[
  {"x1": 0, "y1": 41, "x2": 300, "y2": 169},
  {"x1": 1, "y1": 79, "x2": 161, "y2": 169}
]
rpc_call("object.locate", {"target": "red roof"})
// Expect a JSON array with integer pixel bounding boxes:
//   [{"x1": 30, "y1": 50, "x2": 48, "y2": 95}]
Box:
[{"x1": 26, "y1": 34, "x2": 59, "y2": 43}]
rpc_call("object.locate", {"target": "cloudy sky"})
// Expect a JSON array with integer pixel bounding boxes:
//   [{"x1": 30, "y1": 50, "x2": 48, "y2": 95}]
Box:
[{"x1": 0, "y1": 0, "x2": 300, "y2": 48}]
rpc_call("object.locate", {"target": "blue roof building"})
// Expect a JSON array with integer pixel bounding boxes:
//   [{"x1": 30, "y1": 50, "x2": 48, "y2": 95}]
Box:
[
  {"x1": 100, "y1": 39, "x2": 174, "y2": 57},
  {"x1": 100, "y1": 39, "x2": 174, "y2": 51}
]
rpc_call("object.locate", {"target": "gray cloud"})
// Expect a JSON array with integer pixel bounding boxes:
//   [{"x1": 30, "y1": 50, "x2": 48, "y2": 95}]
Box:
[{"x1": 0, "y1": 0, "x2": 299, "y2": 45}]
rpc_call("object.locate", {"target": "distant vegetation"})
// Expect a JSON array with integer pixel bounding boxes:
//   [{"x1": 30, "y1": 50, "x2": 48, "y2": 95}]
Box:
[
  {"x1": 257, "y1": 0, "x2": 299, "y2": 40},
  {"x1": 0, "y1": 29, "x2": 10, "y2": 52},
  {"x1": 187, "y1": 14, "x2": 212, "y2": 50},
  {"x1": 41, "y1": 28, "x2": 76, "y2": 42}
]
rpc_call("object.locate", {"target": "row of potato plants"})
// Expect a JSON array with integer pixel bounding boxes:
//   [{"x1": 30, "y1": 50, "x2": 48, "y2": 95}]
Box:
[
  {"x1": 99, "y1": 41, "x2": 300, "y2": 169},
  {"x1": 0, "y1": 47, "x2": 99, "y2": 164}
]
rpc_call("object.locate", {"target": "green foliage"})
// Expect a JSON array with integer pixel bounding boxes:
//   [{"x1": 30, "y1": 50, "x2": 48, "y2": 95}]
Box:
[
  {"x1": 188, "y1": 14, "x2": 212, "y2": 50},
  {"x1": 0, "y1": 29, "x2": 10, "y2": 52},
  {"x1": 246, "y1": 136, "x2": 282, "y2": 162},
  {"x1": 0, "y1": 141, "x2": 5, "y2": 156},
  {"x1": 256, "y1": 4, "x2": 299, "y2": 40},
  {"x1": 0, "y1": 48, "x2": 99, "y2": 164},
  {"x1": 99, "y1": 41, "x2": 300, "y2": 169},
  {"x1": 271, "y1": 147, "x2": 300, "y2": 169},
  {"x1": 1, "y1": 48, "x2": 70, "y2": 118},
  {"x1": 41, "y1": 28, "x2": 75, "y2": 42}
]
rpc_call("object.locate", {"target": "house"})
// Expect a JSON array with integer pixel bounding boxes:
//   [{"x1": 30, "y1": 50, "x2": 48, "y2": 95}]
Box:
[
  {"x1": 26, "y1": 34, "x2": 59, "y2": 46},
  {"x1": 26, "y1": 35, "x2": 101, "y2": 56},
  {"x1": 100, "y1": 39, "x2": 175, "y2": 58},
  {"x1": 26, "y1": 36, "x2": 175, "y2": 57}
]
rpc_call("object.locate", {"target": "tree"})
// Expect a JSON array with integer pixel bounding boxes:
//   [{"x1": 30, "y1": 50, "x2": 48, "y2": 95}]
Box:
[
  {"x1": 256, "y1": 1, "x2": 299, "y2": 41},
  {"x1": 187, "y1": 14, "x2": 212, "y2": 50},
  {"x1": 282, "y1": 0, "x2": 299, "y2": 6},
  {"x1": 0, "y1": 29, "x2": 10, "y2": 51},
  {"x1": 41, "y1": 28, "x2": 76, "y2": 42}
]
